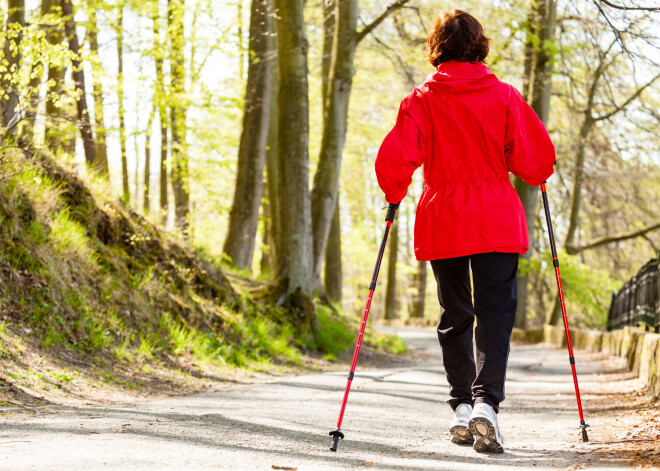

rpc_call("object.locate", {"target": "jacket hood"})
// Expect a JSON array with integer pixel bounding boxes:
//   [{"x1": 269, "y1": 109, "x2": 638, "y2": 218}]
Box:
[{"x1": 423, "y1": 61, "x2": 499, "y2": 92}]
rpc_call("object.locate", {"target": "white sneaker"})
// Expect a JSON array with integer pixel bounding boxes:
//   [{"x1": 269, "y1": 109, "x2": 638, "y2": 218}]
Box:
[
  {"x1": 469, "y1": 403, "x2": 504, "y2": 453},
  {"x1": 449, "y1": 403, "x2": 473, "y2": 444}
]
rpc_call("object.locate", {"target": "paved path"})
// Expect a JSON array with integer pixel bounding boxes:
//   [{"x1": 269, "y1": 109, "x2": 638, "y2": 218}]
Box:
[{"x1": 0, "y1": 327, "x2": 641, "y2": 470}]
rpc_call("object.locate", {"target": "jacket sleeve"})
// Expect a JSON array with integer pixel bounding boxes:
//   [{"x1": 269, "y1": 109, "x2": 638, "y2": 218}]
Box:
[
  {"x1": 504, "y1": 87, "x2": 556, "y2": 186},
  {"x1": 375, "y1": 101, "x2": 425, "y2": 204}
]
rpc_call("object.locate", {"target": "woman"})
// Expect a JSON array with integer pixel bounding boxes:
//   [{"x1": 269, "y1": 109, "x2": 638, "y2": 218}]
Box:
[{"x1": 375, "y1": 10, "x2": 555, "y2": 454}]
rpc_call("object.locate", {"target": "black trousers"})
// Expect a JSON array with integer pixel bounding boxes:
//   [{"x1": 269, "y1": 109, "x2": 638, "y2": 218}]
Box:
[{"x1": 430, "y1": 252, "x2": 518, "y2": 414}]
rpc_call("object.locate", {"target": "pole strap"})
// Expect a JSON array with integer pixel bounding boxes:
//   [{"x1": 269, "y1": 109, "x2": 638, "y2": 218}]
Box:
[{"x1": 569, "y1": 356, "x2": 575, "y2": 365}]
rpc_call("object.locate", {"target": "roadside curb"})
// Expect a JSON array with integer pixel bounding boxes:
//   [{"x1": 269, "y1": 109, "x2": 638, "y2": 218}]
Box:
[{"x1": 512, "y1": 325, "x2": 660, "y2": 397}]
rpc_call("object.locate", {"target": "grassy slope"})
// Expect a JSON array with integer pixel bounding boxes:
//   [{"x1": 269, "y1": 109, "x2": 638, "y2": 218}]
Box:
[{"x1": 0, "y1": 148, "x2": 405, "y2": 408}]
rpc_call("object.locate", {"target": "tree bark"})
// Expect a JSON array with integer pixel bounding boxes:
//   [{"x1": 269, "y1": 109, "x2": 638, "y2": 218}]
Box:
[
  {"x1": 60, "y1": 0, "x2": 97, "y2": 168},
  {"x1": 310, "y1": 0, "x2": 358, "y2": 289},
  {"x1": 321, "y1": 0, "x2": 335, "y2": 106},
  {"x1": 87, "y1": 7, "x2": 109, "y2": 176},
  {"x1": 238, "y1": 0, "x2": 245, "y2": 79},
  {"x1": 43, "y1": 0, "x2": 67, "y2": 150},
  {"x1": 144, "y1": 101, "x2": 155, "y2": 212},
  {"x1": 513, "y1": 0, "x2": 557, "y2": 330},
  {"x1": 409, "y1": 260, "x2": 426, "y2": 318},
  {"x1": 324, "y1": 197, "x2": 342, "y2": 302},
  {"x1": 116, "y1": 1, "x2": 129, "y2": 201},
  {"x1": 263, "y1": 51, "x2": 279, "y2": 271},
  {"x1": 384, "y1": 219, "x2": 399, "y2": 320},
  {"x1": 1, "y1": 0, "x2": 25, "y2": 131},
  {"x1": 25, "y1": 1, "x2": 47, "y2": 140},
  {"x1": 152, "y1": 2, "x2": 168, "y2": 225},
  {"x1": 168, "y1": 0, "x2": 190, "y2": 232},
  {"x1": 222, "y1": 0, "x2": 273, "y2": 269},
  {"x1": 259, "y1": 185, "x2": 272, "y2": 274},
  {"x1": 273, "y1": 0, "x2": 313, "y2": 297}
]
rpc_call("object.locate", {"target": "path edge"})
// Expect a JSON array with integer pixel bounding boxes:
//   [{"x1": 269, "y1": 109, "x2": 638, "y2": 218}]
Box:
[{"x1": 512, "y1": 325, "x2": 660, "y2": 397}]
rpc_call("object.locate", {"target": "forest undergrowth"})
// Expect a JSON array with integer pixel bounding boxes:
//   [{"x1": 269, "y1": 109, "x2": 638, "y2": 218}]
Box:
[{"x1": 0, "y1": 146, "x2": 405, "y2": 409}]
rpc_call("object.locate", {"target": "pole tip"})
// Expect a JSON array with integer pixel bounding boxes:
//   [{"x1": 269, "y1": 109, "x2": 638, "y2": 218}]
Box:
[
  {"x1": 329, "y1": 429, "x2": 344, "y2": 452},
  {"x1": 580, "y1": 421, "x2": 589, "y2": 442}
]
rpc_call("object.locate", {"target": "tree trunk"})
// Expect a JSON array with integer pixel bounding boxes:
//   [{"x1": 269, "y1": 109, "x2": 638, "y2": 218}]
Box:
[
  {"x1": 144, "y1": 101, "x2": 155, "y2": 213},
  {"x1": 315, "y1": 0, "x2": 335, "y2": 296},
  {"x1": 1, "y1": 0, "x2": 25, "y2": 131},
  {"x1": 310, "y1": 0, "x2": 358, "y2": 288},
  {"x1": 273, "y1": 0, "x2": 313, "y2": 297},
  {"x1": 134, "y1": 117, "x2": 140, "y2": 207},
  {"x1": 168, "y1": 0, "x2": 190, "y2": 233},
  {"x1": 321, "y1": 0, "x2": 335, "y2": 106},
  {"x1": 547, "y1": 101, "x2": 595, "y2": 325},
  {"x1": 87, "y1": 7, "x2": 109, "y2": 176},
  {"x1": 238, "y1": 0, "x2": 244, "y2": 79},
  {"x1": 324, "y1": 197, "x2": 342, "y2": 302},
  {"x1": 513, "y1": 0, "x2": 557, "y2": 330},
  {"x1": 564, "y1": 122, "x2": 594, "y2": 252},
  {"x1": 222, "y1": 0, "x2": 273, "y2": 269},
  {"x1": 263, "y1": 53, "x2": 279, "y2": 271},
  {"x1": 117, "y1": 1, "x2": 129, "y2": 201},
  {"x1": 259, "y1": 186, "x2": 272, "y2": 274},
  {"x1": 153, "y1": 2, "x2": 168, "y2": 225},
  {"x1": 25, "y1": 1, "x2": 46, "y2": 140},
  {"x1": 384, "y1": 219, "x2": 399, "y2": 320},
  {"x1": 60, "y1": 0, "x2": 97, "y2": 168},
  {"x1": 409, "y1": 260, "x2": 426, "y2": 318},
  {"x1": 43, "y1": 0, "x2": 67, "y2": 150}
]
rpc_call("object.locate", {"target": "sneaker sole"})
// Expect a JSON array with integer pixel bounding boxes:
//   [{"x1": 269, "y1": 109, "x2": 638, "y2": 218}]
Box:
[
  {"x1": 469, "y1": 417, "x2": 503, "y2": 454},
  {"x1": 449, "y1": 425, "x2": 473, "y2": 445}
]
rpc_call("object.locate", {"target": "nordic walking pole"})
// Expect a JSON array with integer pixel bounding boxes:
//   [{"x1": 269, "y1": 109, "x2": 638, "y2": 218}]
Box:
[
  {"x1": 540, "y1": 182, "x2": 589, "y2": 442},
  {"x1": 329, "y1": 202, "x2": 399, "y2": 452}
]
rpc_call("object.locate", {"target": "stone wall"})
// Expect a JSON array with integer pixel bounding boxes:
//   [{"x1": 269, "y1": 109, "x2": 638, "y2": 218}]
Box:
[{"x1": 512, "y1": 326, "x2": 660, "y2": 397}]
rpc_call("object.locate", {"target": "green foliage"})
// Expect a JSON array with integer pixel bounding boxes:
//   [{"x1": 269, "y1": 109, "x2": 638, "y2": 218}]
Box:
[
  {"x1": 49, "y1": 209, "x2": 97, "y2": 266},
  {"x1": 243, "y1": 317, "x2": 302, "y2": 365},
  {"x1": 314, "y1": 306, "x2": 355, "y2": 359},
  {"x1": 50, "y1": 370, "x2": 75, "y2": 386},
  {"x1": 551, "y1": 251, "x2": 619, "y2": 328},
  {"x1": 0, "y1": 150, "x2": 319, "y2": 396},
  {"x1": 525, "y1": 251, "x2": 620, "y2": 328},
  {"x1": 364, "y1": 330, "x2": 408, "y2": 355},
  {"x1": 314, "y1": 305, "x2": 408, "y2": 359}
]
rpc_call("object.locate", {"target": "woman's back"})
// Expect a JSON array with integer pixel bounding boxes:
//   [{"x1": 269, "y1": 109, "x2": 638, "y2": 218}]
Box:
[{"x1": 375, "y1": 60, "x2": 555, "y2": 260}]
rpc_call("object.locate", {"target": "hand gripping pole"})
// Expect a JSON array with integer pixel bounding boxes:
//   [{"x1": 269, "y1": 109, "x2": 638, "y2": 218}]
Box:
[
  {"x1": 541, "y1": 182, "x2": 589, "y2": 442},
  {"x1": 328, "y1": 203, "x2": 399, "y2": 452}
]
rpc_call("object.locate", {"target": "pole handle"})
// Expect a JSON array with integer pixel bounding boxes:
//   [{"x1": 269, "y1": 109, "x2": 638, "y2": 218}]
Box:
[{"x1": 385, "y1": 203, "x2": 399, "y2": 222}]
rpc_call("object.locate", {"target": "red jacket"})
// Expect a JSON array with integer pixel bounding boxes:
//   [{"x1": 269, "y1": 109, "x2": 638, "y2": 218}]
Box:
[{"x1": 375, "y1": 61, "x2": 555, "y2": 261}]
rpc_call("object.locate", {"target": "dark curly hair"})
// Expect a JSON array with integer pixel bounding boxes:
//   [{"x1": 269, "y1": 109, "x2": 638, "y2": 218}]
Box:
[{"x1": 426, "y1": 10, "x2": 490, "y2": 66}]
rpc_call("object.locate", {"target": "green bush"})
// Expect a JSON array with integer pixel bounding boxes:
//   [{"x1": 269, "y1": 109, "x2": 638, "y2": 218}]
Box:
[{"x1": 546, "y1": 250, "x2": 618, "y2": 328}]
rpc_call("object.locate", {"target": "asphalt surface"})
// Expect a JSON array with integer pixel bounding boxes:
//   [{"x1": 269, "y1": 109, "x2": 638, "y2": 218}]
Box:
[{"x1": 0, "y1": 326, "x2": 640, "y2": 470}]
